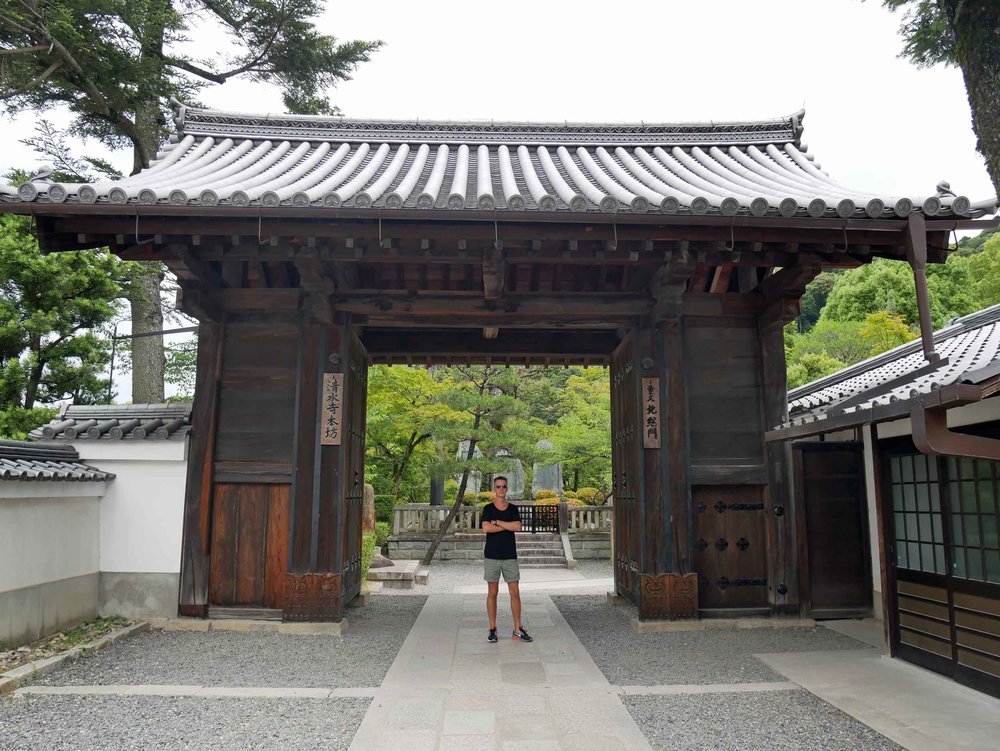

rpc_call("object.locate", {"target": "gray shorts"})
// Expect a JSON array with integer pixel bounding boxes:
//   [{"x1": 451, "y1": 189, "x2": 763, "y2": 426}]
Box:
[{"x1": 484, "y1": 558, "x2": 520, "y2": 582}]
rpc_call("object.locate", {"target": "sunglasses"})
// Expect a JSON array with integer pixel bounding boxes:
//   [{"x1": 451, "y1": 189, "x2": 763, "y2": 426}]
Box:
[{"x1": 494, "y1": 485, "x2": 508, "y2": 490}]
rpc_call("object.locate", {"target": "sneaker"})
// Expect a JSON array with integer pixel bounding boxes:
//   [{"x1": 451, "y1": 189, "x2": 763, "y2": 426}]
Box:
[
  {"x1": 512, "y1": 627, "x2": 533, "y2": 642},
  {"x1": 488, "y1": 628, "x2": 498, "y2": 643}
]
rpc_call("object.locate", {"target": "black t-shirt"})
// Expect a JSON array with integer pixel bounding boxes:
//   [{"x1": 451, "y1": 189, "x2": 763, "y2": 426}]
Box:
[{"x1": 481, "y1": 502, "x2": 521, "y2": 560}]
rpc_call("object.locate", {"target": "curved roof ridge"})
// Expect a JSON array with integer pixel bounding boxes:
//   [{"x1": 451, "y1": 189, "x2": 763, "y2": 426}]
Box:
[{"x1": 168, "y1": 99, "x2": 805, "y2": 147}]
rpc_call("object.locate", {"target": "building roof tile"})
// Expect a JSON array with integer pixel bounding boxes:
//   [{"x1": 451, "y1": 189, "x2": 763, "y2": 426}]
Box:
[
  {"x1": 4, "y1": 103, "x2": 995, "y2": 220},
  {"x1": 0, "y1": 440, "x2": 115, "y2": 482},
  {"x1": 28, "y1": 403, "x2": 192, "y2": 442}
]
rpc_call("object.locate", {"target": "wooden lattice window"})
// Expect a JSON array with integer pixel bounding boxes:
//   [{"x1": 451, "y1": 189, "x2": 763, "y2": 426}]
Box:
[
  {"x1": 890, "y1": 453, "x2": 945, "y2": 575},
  {"x1": 945, "y1": 457, "x2": 1000, "y2": 584}
]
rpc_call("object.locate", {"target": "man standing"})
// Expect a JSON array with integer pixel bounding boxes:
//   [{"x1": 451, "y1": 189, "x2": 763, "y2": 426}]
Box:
[{"x1": 481, "y1": 476, "x2": 533, "y2": 643}]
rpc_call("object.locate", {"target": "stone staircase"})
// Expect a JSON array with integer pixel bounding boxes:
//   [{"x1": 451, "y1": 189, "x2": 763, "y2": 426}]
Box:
[{"x1": 516, "y1": 532, "x2": 568, "y2": 568}]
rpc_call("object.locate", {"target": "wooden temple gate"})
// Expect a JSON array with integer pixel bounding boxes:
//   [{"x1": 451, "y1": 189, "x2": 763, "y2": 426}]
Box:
[{"x1": 4, "y1": 105, "x2": 983, "y2": 622}]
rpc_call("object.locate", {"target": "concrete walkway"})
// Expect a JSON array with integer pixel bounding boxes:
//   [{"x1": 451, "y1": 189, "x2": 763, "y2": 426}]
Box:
[{"x1": 348, "y1": 592, "x2": 652, "y2": 751}]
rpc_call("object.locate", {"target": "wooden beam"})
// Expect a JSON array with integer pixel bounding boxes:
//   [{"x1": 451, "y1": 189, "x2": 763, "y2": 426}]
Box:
[
  {"x1": 363, "y1": 328, "x2": 619, "y2": 358},
  {"x1": 331, "y1": 294, "x2": 650, "y2": 319},
  {"x1": 175, "y1": 281, "x2": 221, "y2": 322},
  {"x1": 708, "y1": 265, "x2": 732, "y2": 293},
  {"x1": 482, "y1": 244, "x2": 506, "y2": 300}
]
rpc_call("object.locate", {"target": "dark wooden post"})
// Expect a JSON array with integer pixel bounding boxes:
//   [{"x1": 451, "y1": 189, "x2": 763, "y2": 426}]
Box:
[
  {"x1": 177, "y1": 316, "x2": 224, "y2": 617},
  {"x1": 904, "y1": 213, "x2": 941, "y2": 363},
  {"x1": 637, "y1": 250, "x2": 698, "y2": 620}
]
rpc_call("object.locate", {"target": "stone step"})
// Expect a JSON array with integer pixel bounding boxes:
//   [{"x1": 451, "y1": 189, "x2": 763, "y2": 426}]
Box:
[
  {"x1": 517, "y1": 544, "x2": 564, "y2": 552},
  {"x1": 520, "y1": 562, "x2": 569, "y2": 569}
]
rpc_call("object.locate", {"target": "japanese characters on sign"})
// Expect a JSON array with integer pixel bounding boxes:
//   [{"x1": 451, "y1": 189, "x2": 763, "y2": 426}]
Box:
[
  {"x1": 320, "y1": 372, "x2": 344, "y2": 446},
  {"x1": 641, "y1": 377, "x2": 661, "y2": 449}
]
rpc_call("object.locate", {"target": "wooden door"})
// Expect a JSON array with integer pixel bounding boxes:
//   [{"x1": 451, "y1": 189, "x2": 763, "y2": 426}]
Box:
[
  {"x1": 796, "y1": 442, "x2": 872, "y2": 618},
  {"x1": 611, "y1": 335, "x2": 641, "y2": 601},
  {"x1": 340, "y1": 332, "x2": 369, "y2": 603},
  {"x1": 693, "y1": 485, "x2": 768, "y2": 610},
  {"x1": 209, "y1": 483, "x2": 290, "y2": 608}
]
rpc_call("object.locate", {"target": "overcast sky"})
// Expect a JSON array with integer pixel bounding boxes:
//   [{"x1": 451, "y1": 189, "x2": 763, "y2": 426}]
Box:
[{"x1": 2, "y1": 0, "x2": 995, "y2": 400}]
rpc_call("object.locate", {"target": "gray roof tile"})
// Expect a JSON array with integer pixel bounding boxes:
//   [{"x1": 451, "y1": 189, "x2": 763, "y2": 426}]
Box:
[
  {"x1": 0, "y1": 440, "x2": 115, "y2": 482},
  {"x1": 28, "y1": 403, "x2": 192, "y2": 442}
]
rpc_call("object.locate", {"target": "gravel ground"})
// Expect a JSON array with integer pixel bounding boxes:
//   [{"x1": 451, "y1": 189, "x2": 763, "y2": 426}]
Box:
[
  {"x1": 552, "y1": 595, "x2": 875, "y2": 685},
  {"x1": 623, "y1": 691, "x2": 902, "y2": 751},
  {"x1": 379, "y1": 558, "x2": 613, "y2": 595},
  {"x1": 33, "y1": 595, "x2": 426, "y2": 688},
  {"x1": 0, "y1": 694, "x2": 369, "y2": 751}
]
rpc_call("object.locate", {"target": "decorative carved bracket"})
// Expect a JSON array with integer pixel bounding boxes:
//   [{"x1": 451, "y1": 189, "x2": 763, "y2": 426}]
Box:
[{"x1": 639, "y1": 572, "x2": 699, "y2": 620}]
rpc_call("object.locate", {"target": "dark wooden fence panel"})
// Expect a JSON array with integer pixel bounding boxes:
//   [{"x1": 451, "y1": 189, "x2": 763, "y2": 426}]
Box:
[{"x1": 611, "y1": 335, "x2": 641, "y2": 601}]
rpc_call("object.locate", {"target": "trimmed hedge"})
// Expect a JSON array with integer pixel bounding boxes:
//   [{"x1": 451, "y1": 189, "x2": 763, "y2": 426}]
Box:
[
  {"x1": 374, "y1": 521, "x2": 390, "y2": 548},
  {"x1": 534, "y1": 489, "x2": 558, "y2": 500},
  {"x1": 462, "y1": 492, "x2": 477, "y2": 506},
  {"x1": 562, "y1": 490, "x2": 579, "y2": 499},
  {"x1": 361, "y1": 533, "x2": 376, "y2": 581},
  {"x1": 477, "y1": 491, "x2": 495, "y2": 503}
]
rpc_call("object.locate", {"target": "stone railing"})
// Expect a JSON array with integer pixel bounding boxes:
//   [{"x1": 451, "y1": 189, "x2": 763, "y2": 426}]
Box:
[
  {"x1": 566, "y1": 506, "x2": 613, "y2": 532},
  {"x1": 393, "y1": 503, "x2": 613, "y2": 535}
]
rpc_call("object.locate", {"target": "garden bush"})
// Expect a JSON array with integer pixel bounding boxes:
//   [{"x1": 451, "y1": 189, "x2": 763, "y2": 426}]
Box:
[
  {"x1": 533, "y1": 497, "x2": 558, "y2": 505},
  {"x1": 374, "y1": 521, "x2": 390, "y2": 548},
  {"x1": 444, "y1": 479, "x2": 459, "y2": 499},
  {"x1": 462, "y1": 492, "x2": 477, "y2": 506},
  {"x1": 477, "y1": 491, "x2": 495, "y2": 503},
  {"x1": 576, "y1": 487, "x2": 605, "y2": 504},
  {"x1": 562, "y1": 489, "x2": 578, "y2": 499},
  {"x1": 534, "y1": 489, "x2": 558, "y2": 500},
  {"x1": 374, "y1": 495, "x2": 395, "y2": 524},
  {"x1": 361, "y1": 533, "x2": 376, "y2": 581}
]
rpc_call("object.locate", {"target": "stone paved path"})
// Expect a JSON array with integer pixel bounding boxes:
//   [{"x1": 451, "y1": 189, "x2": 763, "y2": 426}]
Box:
[{"x1": 348, "y1": 592, "x2": 652, "y2": 751}]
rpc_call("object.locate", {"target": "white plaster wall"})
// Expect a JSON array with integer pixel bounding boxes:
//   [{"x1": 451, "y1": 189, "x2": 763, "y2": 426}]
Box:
[
  {"x1": 0, "y1": 484, "x2": 102, "y2": 592},
  {"x1": 80, "y1": 444, "x2": 187, "y2": 574}
]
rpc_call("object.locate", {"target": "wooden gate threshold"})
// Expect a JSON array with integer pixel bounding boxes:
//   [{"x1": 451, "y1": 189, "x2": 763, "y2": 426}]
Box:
[{"x1": 207, "y1": 606, "x2": 283, "y2": 621}]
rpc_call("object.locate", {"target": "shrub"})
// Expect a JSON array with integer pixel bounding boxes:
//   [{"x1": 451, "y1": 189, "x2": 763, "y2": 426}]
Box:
[
  {"x1": 562, "y1": 490, "x2": 578, "y2": 499},
  {"x1": 576, "y1": 487, "x2": 605, "y2": 504},
  {"x1": 361, "y1": 532, "x2": 376, "y2": 581},
  {"x1": 374, "y1": 521, "x2": 390, "y2": 549},
  {"x1": 477, "y1": 491, "x2": 495, "y2": 504},
  {"x1": 444, "y1": 479, "x2": 459, "y2": 499},
  {"x1": 535, "y1": 489, "x2": 558, "y2": 500},
  {"x1": 462, "y1": 492, "x2": 477, "y2": 506},
  {"x1": 564, "y1": 498, "x2": 584, "y2": 507},
  {"x1": 374, "y1": 495, "x2": 395, "y2": 524},
  {"x1": 533, "y1": 497, "x2": 559, "y2": 505}
]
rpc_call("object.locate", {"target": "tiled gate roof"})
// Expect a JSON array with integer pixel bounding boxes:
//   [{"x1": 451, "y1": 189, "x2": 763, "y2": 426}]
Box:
[{"x1": 4, "y1": 103, "x2": 994, "y2": 220}]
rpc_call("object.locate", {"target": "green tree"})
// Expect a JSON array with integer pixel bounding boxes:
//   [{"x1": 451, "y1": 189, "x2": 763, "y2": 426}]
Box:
[
  {"x1": 821, "y1": 257, "x2": 977, "y2": 329},
  {"x1": 1, "y1": 1, "x2": 380, "y2": 402},
  {"x1": 878, "y1": 1, "x2": 1000, "y2": 198},
  {"x1": 798, "y1": 270, "x2": 843, "y2": 331},
  {"x1": 964, "y1": 233, "x2": 1000, "y2": 308},
  {"x1": 789, "y1": 319, "x2": 869, "y2": 366},
  {"x1": 859, "y1": 311, "x2": 917, "y2": 356},
  {"x1": 551, "y1": 369, "x2": 612, "y2": 493},
  {"x1": 0, "y1": 213, "x2": 127, "y2": 435},
  {"x1": 787, "y1": 353, "x2": 846, "y2": 390}
]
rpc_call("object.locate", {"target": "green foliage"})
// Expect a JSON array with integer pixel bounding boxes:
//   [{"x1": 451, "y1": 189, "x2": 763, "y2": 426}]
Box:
[
  {"x1": 787, "y1": 319, "x2": 867, "y2": 369},
  {"x1": 444, "y1": 479, "x2": 459, "y2": 498},
  {"x1": 954, "y1": 227, "x2": 999, "y2": 257},
  {"x1": 798, "y1": 271, "x2": 843, "y2": 331},
  {"x1": 859, "y1": 311, "x2": 917, "y2": 356},
  {"x1": 551, "y1": 369, "x2": 612, "y2": 493},
  {"x1": 820, "y1": 257, "x2": 976, "y2": 330},
  {"x1": 562, "y1": 490, "x2": 579, "y2": 499},
  {"x1": 0, "y1": 213, "x2": 126, "y2": 410},
  {"x1": 0, "y1": 1, "x2": 382, "y2": 163},
  {"x1": 534, "y1": 489, "x2": 558, "y2": 500},
  {"x1": 476, "y1": 491, "x2": 495, "y2": 503},
  {"x1": 963, "y1": 234, "x2": 1000, "y2": 308},
  {"x1": 787, "y1": 353, "x2": 847, "y2": 390},
  {"x1": 374, "y1": 495, "x2": 395, "y2": 525},
  {"x1": 374, "y1": 522, "x2": 390, "y2": 549},
  {"x1": 361, "y1": 533, "x2": 376, "y2": 582},
  {"x1": 462, "y1": 493, "x2": 477, "y2": 506},
  {"x1": 575, "y1": 487, "x2": 605, "y2": 505},
  {"x1": 878, "y1": 0, "x2": 956, "y2": 67},
  {"x1": 0, "y1": 406, "x2": 58, "y2": 440}
]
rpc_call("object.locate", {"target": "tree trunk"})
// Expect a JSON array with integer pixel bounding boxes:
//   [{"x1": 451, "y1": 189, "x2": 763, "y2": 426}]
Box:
[
  {"x1": 126, "y1": 0, "x2": 170, "y2": 404},
  {"x1": 949, "y1": 1, "x2": 1000, "y2": 198},
  {"x1": 420, "y1": 417, "x2": 482, "y2": 565}
]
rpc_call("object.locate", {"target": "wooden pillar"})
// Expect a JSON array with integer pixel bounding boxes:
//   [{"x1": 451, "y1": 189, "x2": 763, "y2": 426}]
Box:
[
  {"x1": 177, "y1": 316, "x2": 224, "y2": 617},
  {"x1": 637, "y1": 252, "x2": 698, "y2": 620},
  {"x1": 284, "y1": 302, "x2": 367, "y2": 622}
]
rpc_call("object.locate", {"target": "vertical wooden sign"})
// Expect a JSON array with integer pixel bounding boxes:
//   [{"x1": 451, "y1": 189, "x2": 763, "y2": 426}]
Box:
[
  {"x1": 642, "y1": 377, "x2": 661, "y2": 449},
  {"x1": 320, "y1": 372, "x2": 344, "y2": 445}
]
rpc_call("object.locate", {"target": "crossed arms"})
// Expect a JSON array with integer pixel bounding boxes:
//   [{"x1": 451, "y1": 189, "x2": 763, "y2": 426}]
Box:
[{"x1": 483, "y1": 518, "x2": 522, "y2": 533}]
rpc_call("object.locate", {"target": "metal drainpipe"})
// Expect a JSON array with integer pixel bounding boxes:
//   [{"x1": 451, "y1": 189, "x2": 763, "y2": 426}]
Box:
[
  {"x1": 904, "y1": 214, "x2": 941, "y2": 363},
  {"x1": 912, "y1": 403, "x2": 1000, "y2": 462}
]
